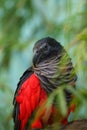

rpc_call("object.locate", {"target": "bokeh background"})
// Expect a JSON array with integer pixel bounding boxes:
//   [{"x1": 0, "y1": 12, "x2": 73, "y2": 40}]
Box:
[{"x1": 0, "y1": 0, "x2": 87, "y2": 130}]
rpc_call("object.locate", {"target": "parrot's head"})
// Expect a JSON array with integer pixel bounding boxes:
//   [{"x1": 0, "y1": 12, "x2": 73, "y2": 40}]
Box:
[{"x1": 33, "y1": 37, "x2": 63, "y2": 67}]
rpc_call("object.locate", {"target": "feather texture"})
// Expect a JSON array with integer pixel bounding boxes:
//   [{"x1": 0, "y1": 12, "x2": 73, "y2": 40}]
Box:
[{"x1": 13, "y1": 37, "x2": 77, "y2": 130}]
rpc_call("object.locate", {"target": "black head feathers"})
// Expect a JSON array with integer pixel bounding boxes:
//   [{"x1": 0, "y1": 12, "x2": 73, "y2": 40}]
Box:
[
  {"x1": 33, "y1": 37, "x2": 63, "y2": 66},
  {"x1": 33, "y1": 37, "x2": 62, "y2": 51}
]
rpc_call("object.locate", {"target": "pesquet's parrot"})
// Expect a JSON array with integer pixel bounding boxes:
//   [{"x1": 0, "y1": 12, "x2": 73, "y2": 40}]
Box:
[{"x1": 13, "y1": 37, "x2": 77, "y2": 130}]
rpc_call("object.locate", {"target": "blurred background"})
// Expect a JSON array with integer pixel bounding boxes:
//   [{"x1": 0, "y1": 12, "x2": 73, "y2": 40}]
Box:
[{"x1": 0, "y1": 0, "x2": 87, "y2": 129}]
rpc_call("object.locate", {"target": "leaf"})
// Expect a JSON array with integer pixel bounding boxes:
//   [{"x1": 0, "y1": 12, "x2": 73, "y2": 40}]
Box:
[{"x1": 56, "y1": 88, "x2": 68, "y2": 116}]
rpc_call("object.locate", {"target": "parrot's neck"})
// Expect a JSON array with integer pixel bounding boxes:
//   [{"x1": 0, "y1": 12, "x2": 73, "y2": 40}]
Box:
[{"x1": 33, "y1": 51, "x2": 76, "y2": 94}]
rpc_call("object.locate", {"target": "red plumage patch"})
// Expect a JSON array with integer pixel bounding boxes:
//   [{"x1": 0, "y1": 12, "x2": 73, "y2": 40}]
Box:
[
  {"x1": 16, "y1": 74, "x2": 46, "y2": 130},
  {"x1": 16, "y1": 73, "x2": 75, "y2": 130}
]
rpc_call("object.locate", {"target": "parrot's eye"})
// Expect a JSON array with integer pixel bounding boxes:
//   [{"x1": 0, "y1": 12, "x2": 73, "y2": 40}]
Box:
[{"x1": 44, "y1": 44, "x2": 48, "y2": 50}]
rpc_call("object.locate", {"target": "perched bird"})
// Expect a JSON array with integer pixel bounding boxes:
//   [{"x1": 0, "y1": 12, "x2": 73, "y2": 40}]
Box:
[{"x1": 13, "y1": 37, "x2": 77, "y2": 130}]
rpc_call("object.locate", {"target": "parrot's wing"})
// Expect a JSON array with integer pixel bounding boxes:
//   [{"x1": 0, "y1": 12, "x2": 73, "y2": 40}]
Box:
[{"x1": 13, "y1": 66, "x2": 33, "y2": 130}]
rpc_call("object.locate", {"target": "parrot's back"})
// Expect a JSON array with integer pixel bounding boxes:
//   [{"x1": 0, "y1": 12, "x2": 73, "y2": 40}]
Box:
[
  {"x1": 13, "y1": 67, "x2": 33, "y2": 130},
  {"x1": 13, "y1": 67, "x2": 48, "y2": 130}
]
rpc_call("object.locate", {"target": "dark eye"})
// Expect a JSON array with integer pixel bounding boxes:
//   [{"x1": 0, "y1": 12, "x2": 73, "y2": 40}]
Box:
[{"x1": 44, "y1": 44, "x2": 48, "y2": 49}]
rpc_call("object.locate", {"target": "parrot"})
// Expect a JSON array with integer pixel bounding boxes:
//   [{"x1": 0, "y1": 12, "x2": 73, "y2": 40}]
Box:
[{"x1": 13, "y1": 37, "x2": 77, "y2": 130}]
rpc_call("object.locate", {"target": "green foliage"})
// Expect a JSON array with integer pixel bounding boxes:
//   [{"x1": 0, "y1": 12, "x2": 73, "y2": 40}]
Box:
[{"x1": 0, "y1": 0, "x2": 87, "y2": 129}]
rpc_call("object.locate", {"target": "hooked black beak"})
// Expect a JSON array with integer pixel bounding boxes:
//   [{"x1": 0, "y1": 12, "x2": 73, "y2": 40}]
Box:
[{"x1": 33, "y1": 52, "x2": 38, "y2": 67}]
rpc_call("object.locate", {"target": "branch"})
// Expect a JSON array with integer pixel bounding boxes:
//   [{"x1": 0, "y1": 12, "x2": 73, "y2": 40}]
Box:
[{"x1": 61, "y1": 119, "x2": 87, "y2": 130}]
